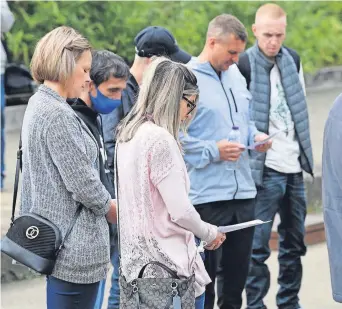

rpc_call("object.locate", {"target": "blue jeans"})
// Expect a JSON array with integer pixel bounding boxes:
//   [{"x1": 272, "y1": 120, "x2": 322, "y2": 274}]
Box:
[
  {"x1": 1, "y1": 74, "x2": 5, "y2": 189},
  {"x1": 195, "y1": 293, "x2": 205, "y2": 309},
  {"x1": 94, "y1": 230, "x2": 120, "y2": 309},
  {"x1": 47, "y1": 276, "x2": 100, "y2": 309},
  {"x1": 245, "y1": 167, "x2": 306, "y2": 309}
]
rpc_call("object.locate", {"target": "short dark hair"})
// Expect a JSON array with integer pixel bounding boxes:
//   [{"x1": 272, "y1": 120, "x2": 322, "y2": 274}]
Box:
[
  {"x1": 207, "y1": 14, "x2": 247, "y2": 42},
  {"x1": 90, "y1": 50, "x2": 130, "y2": 86}
]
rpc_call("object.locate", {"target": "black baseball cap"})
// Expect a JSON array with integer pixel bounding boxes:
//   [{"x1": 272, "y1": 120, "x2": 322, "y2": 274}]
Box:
[{"x1": 134, "y1": 26, "x2": 191, "y2": 64}]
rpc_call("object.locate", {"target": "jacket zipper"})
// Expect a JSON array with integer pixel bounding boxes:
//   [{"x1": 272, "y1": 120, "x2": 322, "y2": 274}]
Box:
[
  {"x1": 229, "y1": 89, "x2": 239, "y2": 199},
  {"x1": 219, "y1": 80, "x2": 239, "y2": 199},
  {"x1": 258, "y1": 74, "x2": 272, "y2": 186}
]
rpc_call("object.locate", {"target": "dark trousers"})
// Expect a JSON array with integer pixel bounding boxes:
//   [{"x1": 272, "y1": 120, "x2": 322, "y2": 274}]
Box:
[
  {"x1": 195, "y1": 198, "x2": 256, "y2": 309},
  {"x1": 245, "y1": 167, "x2": 307, "y2": 309},
  {"x1": 47, "y1": 276, "x2": 100, "y2": 309}
]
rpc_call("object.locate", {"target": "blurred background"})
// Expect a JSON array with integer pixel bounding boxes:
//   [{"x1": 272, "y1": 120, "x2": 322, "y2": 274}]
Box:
[
  {"x1": 4, "y1": 1, "x2": 342, "y2": 72},
  {"x1": 1, "y1": 1, "x2": 342, "y2": 308}
]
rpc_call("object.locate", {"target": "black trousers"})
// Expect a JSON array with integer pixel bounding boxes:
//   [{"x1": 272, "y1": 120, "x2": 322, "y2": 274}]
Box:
[{"x1": 195, "y1": 199, "x2": 256, "y2": 309}]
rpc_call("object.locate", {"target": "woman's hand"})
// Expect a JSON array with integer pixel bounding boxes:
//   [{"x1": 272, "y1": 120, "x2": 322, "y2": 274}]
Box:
[
  {"x1": 106, "y1": 199, "x2": 117, "y2": 224},
  {"x1": 205, "y1": 231, "x2": 226, "y2": 250}
]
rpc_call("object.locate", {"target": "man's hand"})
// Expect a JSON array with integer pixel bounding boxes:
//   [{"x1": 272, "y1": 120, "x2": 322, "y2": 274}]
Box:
[
  {"x1": 106, "y1": 199, "x2": 117, "y2": 224},
  {"x1": 205, "y1": 232, "x2": 226, "y2": 251},
  {"x1": 217, "y1": 140, "x2": 245, "y2": 161},
  {"x1": 254, "y1": 133, "x2": 272, "y2": 153}
]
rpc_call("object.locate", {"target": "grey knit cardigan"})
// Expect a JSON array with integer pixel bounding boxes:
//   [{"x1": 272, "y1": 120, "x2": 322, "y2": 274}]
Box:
[{"x1": 20, "y1": 85, "x2": 112, "y2": 284}]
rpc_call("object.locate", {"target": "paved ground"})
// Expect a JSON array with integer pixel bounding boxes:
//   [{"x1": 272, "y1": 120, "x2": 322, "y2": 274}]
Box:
[{"x1": 1, "y1": 243, "x2": 339, "y2": 309}]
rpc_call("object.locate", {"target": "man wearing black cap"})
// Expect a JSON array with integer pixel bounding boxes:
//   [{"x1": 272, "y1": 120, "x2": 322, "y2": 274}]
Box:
[
  {"x1": 134, "y1": 26, "x2": 191, "y2": 63},
  {"x1": 96, "y1": 26, "x2": 191, "y2": 309}
]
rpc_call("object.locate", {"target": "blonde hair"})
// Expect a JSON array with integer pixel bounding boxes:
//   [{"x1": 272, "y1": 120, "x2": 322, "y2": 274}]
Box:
[
  {"x1": 116, "y1": 57, "x2": 199, "y2": 146},
  {"x1": 255, "y1": 3, "x2": 286, "y2": 23},
  {"x1": 31, "y1": 26, "x2": 91, "y2": 85}
]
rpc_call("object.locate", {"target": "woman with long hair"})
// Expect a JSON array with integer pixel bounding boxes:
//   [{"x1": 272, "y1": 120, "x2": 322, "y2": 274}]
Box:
[{"x1": 116, "y1": 57, "x2": 226, "y2": 308}]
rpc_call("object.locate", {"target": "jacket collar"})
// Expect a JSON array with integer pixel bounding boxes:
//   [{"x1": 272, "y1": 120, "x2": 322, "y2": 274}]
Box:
[
  {"x1": 67, "y1": 97, "x2": 98, "y2": 123},
  {"x1": 251, "y1": 42, "x2": 287, "y2": 72}
]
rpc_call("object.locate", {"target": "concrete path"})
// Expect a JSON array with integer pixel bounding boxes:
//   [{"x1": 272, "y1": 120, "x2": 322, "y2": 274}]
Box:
[{"x1": 1, "y1": 243, "x2": 339, "y2": 309}]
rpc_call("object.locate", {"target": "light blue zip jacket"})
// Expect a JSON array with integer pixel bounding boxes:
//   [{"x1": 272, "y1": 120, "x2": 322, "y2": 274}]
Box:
[
  {"x1": 322, "y1": 93, "x2": 342, "y2": 303},
  {"x1": 180, "y1": 58, "x2": 259, "y2": 205}
]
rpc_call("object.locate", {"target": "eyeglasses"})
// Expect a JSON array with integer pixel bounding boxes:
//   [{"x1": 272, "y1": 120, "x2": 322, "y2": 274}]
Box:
[{"x1": 182, "y1": 96, "x2": 197, "y2": 115}]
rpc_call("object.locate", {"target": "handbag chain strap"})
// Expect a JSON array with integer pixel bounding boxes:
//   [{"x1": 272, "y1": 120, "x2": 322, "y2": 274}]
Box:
[
  {"x1": 11, "y1": 134, "x2": 82, "y2": 254},
  {"x1": 10, "y1": 134, "x2": 22, "y2": 225}
]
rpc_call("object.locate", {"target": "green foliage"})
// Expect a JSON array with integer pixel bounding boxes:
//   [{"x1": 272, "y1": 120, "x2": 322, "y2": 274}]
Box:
[{"x1": 5, "y1": 1, "x2": 342, "y2": 72}]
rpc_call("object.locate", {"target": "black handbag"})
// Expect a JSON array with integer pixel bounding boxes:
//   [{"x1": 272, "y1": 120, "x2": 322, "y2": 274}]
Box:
[
  {"x1": 0, "y1": 136, "x2": 82, "y2": 275},
  {"x1": 115, "y1": 146, "x2": 196, "y2": 309},
  {"x1": 4, "y1": 63, "x2": 36, "y2": 96},
  {"x1": 2, "y1": 38, "x2": 36, "y2": 97}
]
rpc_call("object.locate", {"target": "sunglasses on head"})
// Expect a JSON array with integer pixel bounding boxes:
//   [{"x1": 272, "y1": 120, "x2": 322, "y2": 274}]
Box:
[{"x1": 182, "y1": 96, "x2": 197, "y2": 115}]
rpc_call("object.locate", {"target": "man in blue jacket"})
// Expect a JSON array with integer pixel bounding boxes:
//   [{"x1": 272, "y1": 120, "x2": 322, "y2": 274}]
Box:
[{"x1": 181, "y1": 14, "x2": 271, "y2": 309}]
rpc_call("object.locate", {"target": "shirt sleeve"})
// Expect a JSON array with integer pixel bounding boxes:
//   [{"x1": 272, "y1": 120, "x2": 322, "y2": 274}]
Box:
[
  {"x1": 245, "y1": 89, "x2": 261, "y2": 145},
  {"x1": 179, "y1": 131, "x2": 220, "y2": 169},
  {"x1": 47, "y1": 112, "x2": 111, "y2": 215},
  {"x1": 150, "y1": 137, "x2": 217, "y2": 244},
  {"x1": 157, "y1": 168, "x2": 217, "y2": 244},
  {"x1": 239, "y1": 85, "x2": 261, "y2": 145}
]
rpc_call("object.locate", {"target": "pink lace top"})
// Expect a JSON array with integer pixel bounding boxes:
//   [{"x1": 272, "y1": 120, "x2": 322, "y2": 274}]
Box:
[{"x1": 116, "y1": 122, "x2": 217, "y2": 296}]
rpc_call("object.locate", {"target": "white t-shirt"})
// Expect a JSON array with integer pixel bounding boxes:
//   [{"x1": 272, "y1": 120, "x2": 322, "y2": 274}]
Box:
[{"x1": 265, "y1": 63, "x2": 306, "y2": 174}]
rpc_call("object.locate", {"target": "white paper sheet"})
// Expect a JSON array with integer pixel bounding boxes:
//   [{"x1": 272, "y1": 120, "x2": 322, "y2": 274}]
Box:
[{"x1": 218, "y1": 219, "x2": 272, "y2": 233}]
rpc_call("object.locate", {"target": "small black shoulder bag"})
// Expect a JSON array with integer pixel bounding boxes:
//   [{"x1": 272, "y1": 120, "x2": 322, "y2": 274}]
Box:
[{"x1": 1, "y1": 136, "x2": 81, "y2": 275}]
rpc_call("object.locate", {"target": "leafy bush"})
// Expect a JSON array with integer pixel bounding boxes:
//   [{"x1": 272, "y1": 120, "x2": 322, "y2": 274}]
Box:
[{"x1": 5, "y1": 1, "x2": 342, "y2": 72}]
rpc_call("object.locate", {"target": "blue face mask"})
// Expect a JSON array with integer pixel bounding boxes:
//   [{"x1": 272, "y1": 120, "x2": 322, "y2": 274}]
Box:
[{"x1": 90, "y1": 87, "x2": 122, "y2": 114}]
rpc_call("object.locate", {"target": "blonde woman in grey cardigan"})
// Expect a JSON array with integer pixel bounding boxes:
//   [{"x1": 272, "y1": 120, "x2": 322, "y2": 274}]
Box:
[{"x1": 20, "y1": 26, "x2": 117, "y2": 309}]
